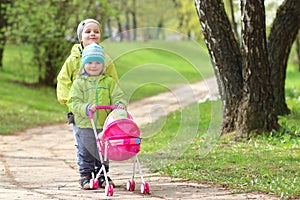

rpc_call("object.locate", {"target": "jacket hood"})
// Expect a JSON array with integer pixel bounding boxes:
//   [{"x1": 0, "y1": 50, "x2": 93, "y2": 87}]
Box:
[{"x1": 70, "y1": 43, "x2": 82, "y2": 58}]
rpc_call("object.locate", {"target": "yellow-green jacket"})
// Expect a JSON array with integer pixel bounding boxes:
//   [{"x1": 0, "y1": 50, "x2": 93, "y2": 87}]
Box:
[
  {"x1": 68, "y1": 75, "x2": 127, "y2": 129},
  {"x1": 56, "y1": 43, "x2": 118, "y2": 108}
]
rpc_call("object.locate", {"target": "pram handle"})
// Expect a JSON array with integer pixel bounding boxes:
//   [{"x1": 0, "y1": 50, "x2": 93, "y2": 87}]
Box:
[
  {"x1": 96, "y1": 105, "x2": 118, "y2": 110},
  {"x1": 88, "y1": 105, "x2": 118, "y2": 119}
]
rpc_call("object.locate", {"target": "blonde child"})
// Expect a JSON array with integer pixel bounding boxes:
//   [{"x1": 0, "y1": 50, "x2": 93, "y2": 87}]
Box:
[{"x1": 68, "y1": 43, "x2": 126, "y2": 189}]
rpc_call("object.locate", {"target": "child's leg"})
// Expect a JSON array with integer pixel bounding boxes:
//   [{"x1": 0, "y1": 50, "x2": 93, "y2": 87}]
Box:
[
  {"x1": 76, "y1": 128, "x2": 98, "y2": 189},
  {"x1": 94, "y1": 128, "x2": 109, "y2": 173}
]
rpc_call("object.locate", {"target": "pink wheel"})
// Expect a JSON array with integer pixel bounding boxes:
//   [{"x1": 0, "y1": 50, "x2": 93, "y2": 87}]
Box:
[
  {"x1": 89, "y1": 179, "x2": 98, "y2": 189},
  {"x1": 89, "y1": 179, "x2": 94, "y2": 189},
  {"x1": 108, "y1": 185, "x2": 114, "y2": 196},
  {"x1": 140, "y1": 183, "x2": 145, "y2": 194},
  {"x1": 126, "y1": 180, "x2": 131, "y2": 191},
  {"x1": 93, "y1": 179, "x2": 99, "y2": 189},
  {"x1": 105, "y1": 185, "x2": 114, "y2": 196},
  {"x1": 130, "y1": 180, "x2": 136, "y2": 191},
  {"x1": 141, "y1": 183, "x2": 150, "y2": 194},
  {"x1": 126, "y1": 180, "x2": 135, "y2": 191},
  {"x1": 145, "y1": 182, "x2": 150, "y2": 194}
]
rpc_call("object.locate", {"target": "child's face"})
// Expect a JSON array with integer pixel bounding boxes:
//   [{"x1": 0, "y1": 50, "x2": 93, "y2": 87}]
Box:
[
  {"x1": 84, "y1": 61, "x2": 103, "y2": 76},
  {"x1": 81, "y1": 23, "x2": 101, "y2": 47}
]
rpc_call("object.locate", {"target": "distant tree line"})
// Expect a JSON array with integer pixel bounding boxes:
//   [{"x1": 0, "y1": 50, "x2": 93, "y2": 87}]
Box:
[{"x1": 0, "y1": 0, "x2": 194, "y2": 87}]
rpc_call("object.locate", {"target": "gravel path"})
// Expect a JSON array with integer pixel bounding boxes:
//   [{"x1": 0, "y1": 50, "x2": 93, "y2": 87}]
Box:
[{"x1": 0, "y1": 77, "x2": 278, "y2": 199}]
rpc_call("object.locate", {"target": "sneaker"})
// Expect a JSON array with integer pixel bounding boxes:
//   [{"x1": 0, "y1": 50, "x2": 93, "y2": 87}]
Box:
[
  {"x1": 98, "y1": 175, "x2": 115, "y2": 188},
  {"x1": 80, "y1": 175, "x2": 91, "y2": 190}
]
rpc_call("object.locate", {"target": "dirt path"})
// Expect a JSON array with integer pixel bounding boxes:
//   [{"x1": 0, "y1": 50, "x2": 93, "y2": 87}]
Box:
[{"x1": 0, "y1": 78, "x2": 278, "y2": 199}]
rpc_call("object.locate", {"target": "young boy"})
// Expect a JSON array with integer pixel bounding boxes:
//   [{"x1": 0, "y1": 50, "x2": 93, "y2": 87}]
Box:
[{"x1": 68, "y1": 43, "x2": 127, "y2": 189}]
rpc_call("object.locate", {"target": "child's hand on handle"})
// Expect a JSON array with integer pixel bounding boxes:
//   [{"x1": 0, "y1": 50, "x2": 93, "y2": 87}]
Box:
[
  {"x1": 89, "y1": 104, "x2": 97, "y2": 112},
  {"x1": 117, "y1": 103, "x2": 126, "y2": 110}
]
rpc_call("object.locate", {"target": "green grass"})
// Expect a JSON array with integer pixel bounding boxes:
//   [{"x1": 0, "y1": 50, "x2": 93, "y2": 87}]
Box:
[
  {"x1": 102, "y1": 40, "x2": 212, "y2": 101},
  {"x1": 2, "y1": 44, "x2": 38, "y2": 83},
  {"x1": 0, "y1": 77, "x2": 66, "y2": 134},
  {"x1": 140, "y1": 99, "x2": 300, "y2": 199}
]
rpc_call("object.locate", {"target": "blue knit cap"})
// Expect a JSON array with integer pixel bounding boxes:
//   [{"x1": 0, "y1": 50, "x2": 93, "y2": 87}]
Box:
[{"x1": 81, "y1": 43, "x2": 105, "y2": 67}]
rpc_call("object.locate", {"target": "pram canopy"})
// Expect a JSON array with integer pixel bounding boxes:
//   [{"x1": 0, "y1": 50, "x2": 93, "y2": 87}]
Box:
[{"x1": 101, "y1": 109, "x2": 141, "y2": 161}]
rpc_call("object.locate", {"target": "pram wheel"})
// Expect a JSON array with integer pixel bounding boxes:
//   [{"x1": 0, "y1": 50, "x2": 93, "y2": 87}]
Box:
[
  {"x1": 141, "y1": 182, "x2": 150, "y2": 194},
  {"x1": 89, "y1": 178, "x2": 99, "y2": 189},
  {"x1": 126, "y1": 180, "x2": 135, "y2": 191},
  {"x1": 105, "y1": 184, "x2": 114, "y2": 196}
]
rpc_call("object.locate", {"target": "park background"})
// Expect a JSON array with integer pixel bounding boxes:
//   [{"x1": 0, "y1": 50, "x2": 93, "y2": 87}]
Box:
[{"x1": 0, "y1": 0, "x2": 299, "y2": 199}]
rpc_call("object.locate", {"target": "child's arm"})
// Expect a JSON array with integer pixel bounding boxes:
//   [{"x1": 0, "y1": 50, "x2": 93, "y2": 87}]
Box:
[
  {"x1": 57, "y1": 57, "x2": 77, "y2": 106},
  {"x1": 68, "y1": 80, "x2": 89, "y2": 117}
]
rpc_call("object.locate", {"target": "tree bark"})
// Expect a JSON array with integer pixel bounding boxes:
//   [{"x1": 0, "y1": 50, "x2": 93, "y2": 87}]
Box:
[
  {"x1": 194, "y1": 0, "x2": 243, "y2": 135},
  {"x1": 268, "y1": 0, "x2": 300, "y2": 116},
  {"x1": 194, "y1": 0, "x2": 285, "y2": 137},
  {"x1": 0, "y1": 0, "x2": 10, "y2": 69},
  {"x1": 236, "y1": 0, "x2": 279, "y2": 137},
  {"x1": 297, "y1": 36, "x2": 300, "y2": 71}
]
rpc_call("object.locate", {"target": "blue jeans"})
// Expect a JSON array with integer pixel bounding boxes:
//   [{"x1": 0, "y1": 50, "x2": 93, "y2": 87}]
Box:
[{"x1": 75, "y1": 127, "x2": 109, "y2": 177}]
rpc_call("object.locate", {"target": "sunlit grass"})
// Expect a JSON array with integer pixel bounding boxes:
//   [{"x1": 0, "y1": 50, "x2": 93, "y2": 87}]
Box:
[{"x1": 0, "y1": 77, "x2": 66, "y2": 134}]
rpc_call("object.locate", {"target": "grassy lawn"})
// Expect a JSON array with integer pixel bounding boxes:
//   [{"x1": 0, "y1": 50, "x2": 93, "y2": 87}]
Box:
[
  {"x1": 141, "y1": 99, "x2": 299, "y2": 198},
  {"x1": 102, "y1": 40, "x2": 213, "y2": 101},
  {"x1": 141, "y1": 100, "x2": 300, "y2": 199},
  {"x1": 0, "y1": 77, "x2": 66, "y2": 134}
]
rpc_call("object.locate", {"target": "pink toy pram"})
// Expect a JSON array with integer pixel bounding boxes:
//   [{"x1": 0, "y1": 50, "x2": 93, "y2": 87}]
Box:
[{"x1": 88, "y1": 105, "x2": 150, "y2": 196}]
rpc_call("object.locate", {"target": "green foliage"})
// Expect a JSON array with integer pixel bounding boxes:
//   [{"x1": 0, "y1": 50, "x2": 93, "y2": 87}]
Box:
[
  {"x1": 172, "y1": 0, "x2": 203, "y2": 40},
  {"x1": 8, "y1": 0, "x2": 74, "y2": 86}
]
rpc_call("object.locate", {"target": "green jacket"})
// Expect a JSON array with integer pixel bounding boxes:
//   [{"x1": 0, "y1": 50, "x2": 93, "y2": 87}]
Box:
[
  {"x1": 68, "y1": 75, "x2": 127, "y2": 129},
  {"x1": 56, "y1": 43, "x2": 118, "y2": 108}
]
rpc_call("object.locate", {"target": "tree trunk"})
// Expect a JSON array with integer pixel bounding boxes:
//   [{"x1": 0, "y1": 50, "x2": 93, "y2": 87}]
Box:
[
  {"x1": 194, "y1": 0, "x2": 285, "y2": 137},
  {"x1": 125, "y1": 11, "x2": 131, "y2": 40},
  {"x1": 194, "y1": 0, "x2": 243, "y2": 135},
  {"x1": 132, "y1": 11, "x2": 137, "y2": 40},
  {"x1": 115, "y1": 16, "x2": 123, "y2": 41},
  {"x1": 236, "y1": 0, "x2": 279, "y2": 137},
  {"x1": 297, "y1": 36, "x2": 300, "y2": 71},
  {"x1": 0, "y1": 0, "x2": 9, "y2": 69},
  {"x1": 268, "y1": 0, "x2": 300, "y2": 116},
  {"x1": 132, "y1": 0, "x2": 137, "y2": 41}
]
